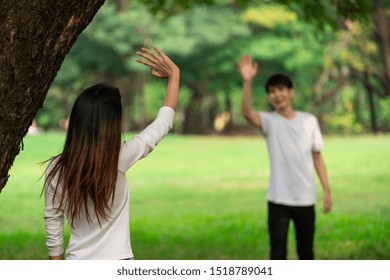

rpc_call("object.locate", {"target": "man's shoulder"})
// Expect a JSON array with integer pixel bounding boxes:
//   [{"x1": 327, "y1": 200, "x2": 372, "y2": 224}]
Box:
[
  {"x1": 297, "y1": 111, "x2": 317, "y2": 121},
  {"x1": 259, "y1": 111, "x2": 276, "y2": 117}
]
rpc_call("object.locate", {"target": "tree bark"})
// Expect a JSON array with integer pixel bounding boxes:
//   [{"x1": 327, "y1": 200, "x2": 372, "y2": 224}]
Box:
[
  {"x1": 373, "y1": 0, "x2": 390, "y2": 97},
  {"x1": 183, "y1": 83, "x2": 206, "y2": 134},
  {"x1": 0, "y1": 0, "x2": 105, "y2": 192},
  {"x1": 363, "y1": 69, "x2": 378, "y2": 133}
]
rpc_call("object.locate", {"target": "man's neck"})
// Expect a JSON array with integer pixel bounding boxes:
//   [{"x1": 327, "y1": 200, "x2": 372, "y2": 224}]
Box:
[{"x1": 276, "y1": 106, "x2": 295, "y2": 119}]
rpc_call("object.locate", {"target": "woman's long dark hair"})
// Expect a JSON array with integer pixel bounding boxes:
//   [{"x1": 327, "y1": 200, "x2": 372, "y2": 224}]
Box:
[{"x1": 45, "y1": 83, "x2": 122, "y2": 227}]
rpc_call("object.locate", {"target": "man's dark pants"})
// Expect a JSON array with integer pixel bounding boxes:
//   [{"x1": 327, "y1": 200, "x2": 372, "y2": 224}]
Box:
[{"x1": 268, "y1": 201, "x2": 315, "y2": 260}]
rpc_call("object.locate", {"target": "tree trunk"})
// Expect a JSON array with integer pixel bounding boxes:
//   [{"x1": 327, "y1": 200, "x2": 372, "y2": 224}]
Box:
[
  {"x1": 363, "y1": 69, "x2": 378, "y2": 133},
  {"x1": 183, "y1": 83, "x2": 206, "y2": 134},
  {"x1": 374, "y1": 0, "x2": 390, "y2": 96},
  {"x1": 0, "y1": 0, "x2": 105, "y2": 192},
  {"x1": 367, "y1": 87, "x2": 378, "y2": 133}
]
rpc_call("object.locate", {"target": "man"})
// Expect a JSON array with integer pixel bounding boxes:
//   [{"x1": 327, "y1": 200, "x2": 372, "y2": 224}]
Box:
[{"x1": 238, "y1": 55, "x2": 332, "y2": 260}]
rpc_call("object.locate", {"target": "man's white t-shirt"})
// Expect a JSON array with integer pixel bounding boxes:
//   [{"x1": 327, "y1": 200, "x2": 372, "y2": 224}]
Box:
[
  {"x1": 259, "y1": 111, "x2": 324, "y2": 206},
  {"x1": 44, "y1": 107, "x2": 174, "y2": 260}
]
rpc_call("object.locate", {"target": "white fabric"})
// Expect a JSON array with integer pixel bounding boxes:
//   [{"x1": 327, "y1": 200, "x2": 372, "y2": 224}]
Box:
[
  {"x1": 44, "y1": 106, "x2": 174, "y2": 260},
  {"x1": 259, "y1": 111, "x2": 324, "y2": 206}
]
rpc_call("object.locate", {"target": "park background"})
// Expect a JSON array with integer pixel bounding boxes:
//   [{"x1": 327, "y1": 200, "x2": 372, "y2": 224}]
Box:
[{"x1": 0, "y1": 0, "x2": 389, "y2": 259}]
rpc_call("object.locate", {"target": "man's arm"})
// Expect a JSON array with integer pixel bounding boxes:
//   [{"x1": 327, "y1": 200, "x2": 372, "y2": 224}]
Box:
[
  {"x1": 312, "y1": 151, "x2": 332, "y2": 214},
  {"x1": 239, "y1": 55, "x2": 262, "y2": 129}
]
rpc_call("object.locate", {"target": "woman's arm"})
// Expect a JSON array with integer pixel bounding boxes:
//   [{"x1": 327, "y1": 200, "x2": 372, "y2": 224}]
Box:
[
  {"x1": 49, "y1": 254, "x2": 64, "y2": 260},
  {"x1": 117, "y1": 46, "x2": 180, "y2": 172},
  {"x1": 136, "y1": 46, "x2": 180, "y2": 110},
  {"x1": 44, "y1": 175, "x2": 65, "y2": 259}
]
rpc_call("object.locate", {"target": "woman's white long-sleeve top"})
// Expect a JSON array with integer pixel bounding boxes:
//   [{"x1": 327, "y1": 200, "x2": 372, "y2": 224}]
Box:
[{"x1": 44, "y1": 107, "x2": 174, "y2": 260}]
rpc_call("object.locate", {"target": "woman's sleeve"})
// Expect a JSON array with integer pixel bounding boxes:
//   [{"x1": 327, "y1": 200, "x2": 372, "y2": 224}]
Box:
[
  {"x1": 44, "y1": 170, "x2": 65, "y2": 257},
  {"x1": 118, "y1": 106, "x2": 175, "y2": 172}
]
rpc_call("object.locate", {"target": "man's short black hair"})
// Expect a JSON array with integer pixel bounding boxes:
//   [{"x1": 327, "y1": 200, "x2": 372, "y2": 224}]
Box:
[{"x1": 265, "y1": 73, "x2": 293, "y2": 93}]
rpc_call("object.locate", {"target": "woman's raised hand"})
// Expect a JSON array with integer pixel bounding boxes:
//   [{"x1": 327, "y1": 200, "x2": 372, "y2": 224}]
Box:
[
  {"x1": 136, "y1": 46, "x2": 179, "y2": 78},
  {"x1": 136, "y1": 46, "x2": 180, "y2": 110}
]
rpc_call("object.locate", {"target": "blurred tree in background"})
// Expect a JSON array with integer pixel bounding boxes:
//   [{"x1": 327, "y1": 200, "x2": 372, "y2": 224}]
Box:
[
  {"x1": 38, "y1": 0, "x2": 388, "y2": 134},
  {"x1": 0, "y1": 0, "x2": 381, "y2": 191}
]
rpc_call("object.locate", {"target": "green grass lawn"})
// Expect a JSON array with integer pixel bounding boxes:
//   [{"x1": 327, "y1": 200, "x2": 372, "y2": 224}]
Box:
[{"x1": 0, "y1": 132, "x2": 389, "y2": 259}]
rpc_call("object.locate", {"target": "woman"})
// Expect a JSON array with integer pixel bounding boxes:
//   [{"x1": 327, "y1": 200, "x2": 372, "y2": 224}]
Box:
[{"x1": 43, "y1": 46, "x2": 180, "y2": 260}]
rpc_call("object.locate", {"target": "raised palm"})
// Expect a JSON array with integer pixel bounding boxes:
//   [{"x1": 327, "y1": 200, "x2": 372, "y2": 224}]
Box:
[
  {"x1": 136, "y1": 46, "x2": 179, "y2": 78},
  {"x1": 239, "y1": 55, "x2": 258, "y2": 81}
]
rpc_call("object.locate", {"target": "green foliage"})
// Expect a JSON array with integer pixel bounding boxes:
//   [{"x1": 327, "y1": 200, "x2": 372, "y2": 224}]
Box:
[
  {"x1": 238, "y1": 4, "x2": 329, "y2": 115},
  {"x1": 242, "y1": 5, "x2": 297, "y2": 28},
  {"x1": 153, "y1": 5, "x2": 250, "y2": 64},
  {"x1": 377, "y1": 98, "x2": 390, "y2": 131},
  {"x1": 140, "y1": 0, "x2": 373, "y2": 27},
  {"x1": 323, "y1": 113, "x2": 364, "y2": 134},
  {"x1": 35, "y1": 0, "x2": 389, "y2": 133}
]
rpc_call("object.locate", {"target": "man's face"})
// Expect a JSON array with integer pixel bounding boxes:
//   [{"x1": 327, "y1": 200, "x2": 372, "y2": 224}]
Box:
[{"x1": 267, "y1": 85, "x2": 294, "y2": 110}]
